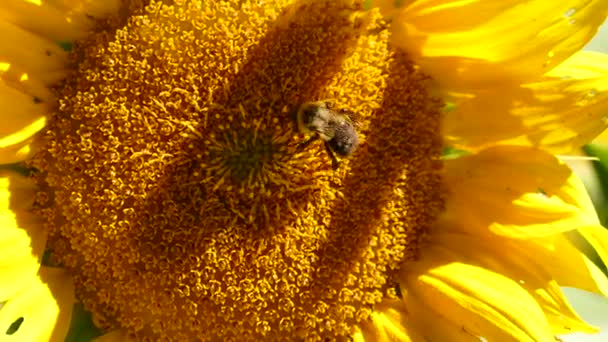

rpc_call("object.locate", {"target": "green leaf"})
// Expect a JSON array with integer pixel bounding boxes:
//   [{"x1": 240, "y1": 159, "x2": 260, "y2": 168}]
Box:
[
  {"x1": 443, "y1": 101, "x2": 457, "y2": 113},
  {"x1": 64, "y1": 303, "x2": 103, "y2": 342},
  {"x1": 579, "y1": 143, "x2": 608, "y2": 276},
  {"x1": 441, "y1": 146, "x2": 470, "y2": 160},
  {"x1": 583, "y1": 144, "x2": 608, "y2": 225},
  {"x1": 58, "y1": 41, "x2": 74, "y2": 52}
]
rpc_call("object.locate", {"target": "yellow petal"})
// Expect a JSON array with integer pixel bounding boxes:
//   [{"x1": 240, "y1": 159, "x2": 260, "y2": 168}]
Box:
[
  {"x1": 1, "y1": 0, "x2": 95, "y2": 41},
  {"x1": 52, "y1": 0, "x2": 123, "y2": 18},
  {"x1": 0, "y1": 61, "x2": 67, "y2": 86},
  {"x1": 0, "y1": 69, "x2": 48, "y2": 164},
  {"x1": 356, "y1": 286, "x2": 480, "y2": 342},
  {"x1": 402, "y1": 250, "x2": 554, "y2": 341},
  {"x1": 0, "y1": 267, "x2": 75, "y2": 342},
  {"x1": 0, "y1": 19, "x2": 68, "y2": 74},
  {"x1": 0, "y1": 62, "x2": 57, "y2": 101},
  {"x1": 0, "y1": 81, "x2": 49, "y2": 144},
  {"x1": 430, "y1": 232, "x2": 597, "y2": 335},
  {"x1": 443, "y1": 146, "x2": 599, "y2": 239},
  {"x1": 435, "y1": 211, "x2": 608, "y2": 296},
  {"x1": 530, "y1": 233, "x2": 608, "y2": 297},
  {"x1": 593, "y1": 127, "x2": 608, "y2": 144},
  {"x1": 352, "y1": 299, "x2": 415, "y2": 342},
  {"x1": 387, "y1": 0, "x2": 608, "y2": 90},
  {"x1": 0, "y1": 216, "x2": 44, "y2": 301},
  {"x1": 0, "y1": 170, "x2": 37, "y2": 210},
  {"x1": 0, "y1": 141, "x2": 37, "y2": 165},
  {"x1": 0, "y1": 171, "x2": 46, "y2": 302},
  {"x1": 403, "y1": 290, "x2": 497, "y2": 342},
  {"x1": 576, "y1": 224, "x2": 608, "y2": 275},
  {"x1": 445, "y1": 51, "x2": 608, "y2": 153}
]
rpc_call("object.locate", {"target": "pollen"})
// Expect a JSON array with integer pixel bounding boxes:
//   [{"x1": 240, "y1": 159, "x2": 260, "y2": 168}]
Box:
[{"x1": 30, "y1": 0, "x2": 444, "y2": 341}]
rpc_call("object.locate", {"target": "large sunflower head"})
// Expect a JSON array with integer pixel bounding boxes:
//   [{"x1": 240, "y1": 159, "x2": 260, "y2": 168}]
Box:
[
  {"x1": 1, "y1": 0, "x2": 608, "y2": 341},
  {"x1": 25, "y1": 0, "x2": 444, "y2": 340}
]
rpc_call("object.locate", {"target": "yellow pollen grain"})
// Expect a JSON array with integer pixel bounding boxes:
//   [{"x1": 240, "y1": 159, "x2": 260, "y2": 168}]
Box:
[{"x1": 30, "y1": 0, "x2": 444, "y2": 341}]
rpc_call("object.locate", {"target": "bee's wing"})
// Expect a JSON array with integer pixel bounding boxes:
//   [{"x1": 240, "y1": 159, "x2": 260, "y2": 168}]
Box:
[{"x1": 315, "y1": 122, "x2": 337, "y2": 140}]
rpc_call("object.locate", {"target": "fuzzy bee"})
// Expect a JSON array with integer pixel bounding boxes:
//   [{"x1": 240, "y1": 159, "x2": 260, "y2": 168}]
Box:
[{"x1": 294, "y1": 100, "x2": 359, "y2": 169}]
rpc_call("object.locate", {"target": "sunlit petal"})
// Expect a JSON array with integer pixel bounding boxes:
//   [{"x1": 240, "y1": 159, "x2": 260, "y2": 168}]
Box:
[
  {"x1": 0, "y1": 171, "x2": 45, "y2": 302},
  {"x1": 0, "y1": 267, "x2": 74, "y2": 342},
  {"x1": 402, "y1": 250, "x2": 555, "y2": 341},
  {"x1": 443, "y1": 145, "x2": 598, "y2": 238},
  {"x1": 0, "y1": 0, "x2": 96, "y2": 41},
  {"x1": 577, "y1": 224, "x2": 608, "y2": 275},
  {"x1": 431, "y1": 232, "x2": 597, "y2": 334},
  {"x1": 445, "y1": 51, "x2": 608, "y2": 153},
  {"x1": 386, "y1": 0, "x2": 608, "y2": 90},
  {"x1": 0, "y1": 20, "x2": 68, "y2": 73},
  {"x1": 352, "y1": 300, "x2": 414, "y2": 342}
]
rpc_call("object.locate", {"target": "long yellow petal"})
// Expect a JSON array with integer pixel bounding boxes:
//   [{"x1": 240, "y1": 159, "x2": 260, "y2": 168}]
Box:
[
  {"x1": 0, "y1": 61, "x2": 67, "y2": 86},
  {"x1": 0, "y1": 0, "x2": 95, "y2": 41},
  {"x1": 0, "y1": 20, "x2": 68, "y2": 73},
  {"x1": 435, "y1": 213, "x2": 608, "y2": 296},
  {"x1": 431, "y1": 232, "x2": 598, "y2": 335},
  {"x1": 529, "y1": 233, "x2": 608, "y2": 297},
  {"x1": 0, "y1": 62, "x2": 57, "y2": 101},
  {"x1": 400, "y1": 293, "x2": 482, "y2": 342},
  {"x1": 384, "y1": 0, "x2": 608, "y2": 90},
  {"x1": 352, "y1": 300, "x2": 414, "y2": 342},
  {"x1": 443, "y1": 146, "x2": 599, "y2": 238},
  {"x1": 0, "y1": 71, "x2": 48, "y2": 164},
  {"x1": 402, "y1": 249, "x2": 555, "y2": 341},
  {"x1": 52, "y1": 0, "x2": 123, "y2": 18},
  {"x1": 577, "y1": 224, "x2": 608, "y2": 274},
  {"x1": 445, "y1": 51, "x2": 608, "y2": 153},
  {"x1": 0, "y1": 81, "x2": 49, "y2": 144},
  {"x1": 0, "y1": 171, "x2": 46, "y2": 302},
  {"x1": 2, "y1": 0, "x2": 123, "y2": 41},
  {"x1": 0, "y1": 267, "x2": 74, "y2": 342},
  {"x1": 0, "y1": 0, "x2": 142, "y2": 165},
  {"x1": 0, "y1": 213, "x2": 44, "y2": 301},
  {"x1": 0, "y1": 141, "x2": 37, "y2": 165}
]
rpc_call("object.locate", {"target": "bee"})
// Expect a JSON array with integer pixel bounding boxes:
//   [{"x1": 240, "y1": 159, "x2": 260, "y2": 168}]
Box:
[{"x1": 294, "y1": 100, "x2": 359, "y2": 169}]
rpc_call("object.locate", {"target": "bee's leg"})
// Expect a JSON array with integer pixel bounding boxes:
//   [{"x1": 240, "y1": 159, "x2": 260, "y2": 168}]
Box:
[
  {"x1": 296, "y1": 134, "x2": 319, "y2": 152},
  {"x1": 323, "y1": 141, "x2": 340, "y2": 170}
]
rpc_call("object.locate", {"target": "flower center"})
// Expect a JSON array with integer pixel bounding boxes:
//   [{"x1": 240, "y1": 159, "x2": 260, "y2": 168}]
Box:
[
  {"x1": 212, "y1": 128, "x2": 276, "y2": 183},
  {"x1": 31, "y1": 1, "x2": 444, "y2": 341}
]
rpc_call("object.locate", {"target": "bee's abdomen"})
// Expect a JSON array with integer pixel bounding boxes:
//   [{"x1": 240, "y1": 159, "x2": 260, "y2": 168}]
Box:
[{"x1": 328, "y1": 122, "x2": 358, "y2": 156}]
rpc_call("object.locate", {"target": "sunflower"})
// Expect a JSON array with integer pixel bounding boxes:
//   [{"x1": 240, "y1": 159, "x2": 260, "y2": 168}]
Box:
[{"x1": 2, "y1": 0, "x2": 608, "y2": 341}]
